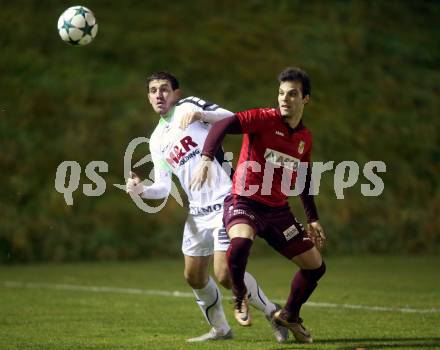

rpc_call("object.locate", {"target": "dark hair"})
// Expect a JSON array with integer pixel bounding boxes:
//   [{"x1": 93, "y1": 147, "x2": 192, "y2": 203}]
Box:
[
  {"x1": 278, "y1": 67, "x2": 311, "y2": 97},
  {"x1": 147, "y1": 71, "x2": 180, "y2": 90}
]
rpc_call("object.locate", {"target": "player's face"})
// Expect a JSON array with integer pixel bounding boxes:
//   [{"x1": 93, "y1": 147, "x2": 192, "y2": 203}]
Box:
[
  {"x1": 148, "y1": 79, "x2": 180, "y2": 115},
  {"x1": 278, "y1": 81, "x2": 309, "y2": 118}
]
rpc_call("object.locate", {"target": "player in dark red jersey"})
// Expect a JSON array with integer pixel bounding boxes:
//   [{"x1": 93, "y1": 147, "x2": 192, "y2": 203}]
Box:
[{"x1": 190, "y1": 67, "x2": 326, "y2": 343}]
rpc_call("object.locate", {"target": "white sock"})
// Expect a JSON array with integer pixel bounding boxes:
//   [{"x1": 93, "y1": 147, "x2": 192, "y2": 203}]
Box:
[
  {"x1": 244, "y1": 271, "x2": 276, "y2": 316},
  {"x1": 192, "y1": 277, "x2": 230, "y2": 334}
]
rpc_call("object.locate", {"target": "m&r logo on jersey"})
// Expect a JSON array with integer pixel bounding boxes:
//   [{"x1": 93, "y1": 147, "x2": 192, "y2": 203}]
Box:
[{"x1": 166, "y1": 136, "x2": 199, "y2": 167}]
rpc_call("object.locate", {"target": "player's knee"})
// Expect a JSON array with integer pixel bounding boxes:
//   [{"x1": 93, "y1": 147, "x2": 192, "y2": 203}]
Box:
[
  {"x1": 215, "y1": 270, "x2": 232, "y2": 289},
  {"x1": 184, "y1": 270, "x2": 207, "y2": 289}
]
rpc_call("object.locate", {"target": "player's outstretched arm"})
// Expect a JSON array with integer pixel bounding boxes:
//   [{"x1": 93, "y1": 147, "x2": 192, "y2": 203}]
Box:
[
  {"x1": 201, "y1": 116, "x2": 243, "y2": 158},
  {"x1": 179, "y1": 108, "x2": 234, "y2": 130},
  {"x1": 200, "y1": 107, "x2": 234, "y2": 124},
  {"x1": 126, "y1": 169, "x2": 172, "y2": 199},
  {"x1": 190, "y1": 116, "x2": 242, "y2": 190}
]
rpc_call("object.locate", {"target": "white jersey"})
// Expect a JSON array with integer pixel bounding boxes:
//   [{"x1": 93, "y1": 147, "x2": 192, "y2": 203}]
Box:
[{"x1": 149, "y1": 96, "x2": 233, "y2": 209}]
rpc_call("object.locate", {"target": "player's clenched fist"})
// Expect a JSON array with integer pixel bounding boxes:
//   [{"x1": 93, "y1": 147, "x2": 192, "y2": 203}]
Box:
[{"x1": 126, "y1": 171, "x2": 144, "y2": 195}]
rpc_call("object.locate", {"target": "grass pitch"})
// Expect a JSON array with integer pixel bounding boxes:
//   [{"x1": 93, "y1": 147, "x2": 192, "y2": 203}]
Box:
[{"x1": 0, "y1": 256, "x2": 439, "y2": 350}]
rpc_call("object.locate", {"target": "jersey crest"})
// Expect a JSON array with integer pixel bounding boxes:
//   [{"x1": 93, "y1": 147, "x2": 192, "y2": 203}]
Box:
[{"x1": 298, "y1": 140, "x2": 305, "y2": 155}]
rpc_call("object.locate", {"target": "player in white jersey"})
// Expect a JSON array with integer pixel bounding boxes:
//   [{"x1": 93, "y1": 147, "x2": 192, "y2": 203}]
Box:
[{"x1": 126, "y1": 72, "x2": 288, "y2": 343}]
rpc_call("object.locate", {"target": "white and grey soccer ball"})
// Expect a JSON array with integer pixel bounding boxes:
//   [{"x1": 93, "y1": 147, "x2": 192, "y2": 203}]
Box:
[{"x1": 57, "y1": 6, "x2": 98, "y2": 46}]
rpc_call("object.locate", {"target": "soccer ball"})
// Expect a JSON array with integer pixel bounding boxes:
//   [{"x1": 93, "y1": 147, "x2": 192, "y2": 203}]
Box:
[{"x1": 57, "y1": 6, "x2": 98, "y2": 46}]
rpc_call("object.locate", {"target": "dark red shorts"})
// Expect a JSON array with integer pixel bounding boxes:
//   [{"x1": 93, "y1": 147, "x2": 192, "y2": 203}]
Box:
[{"x1": 223, "y1": 194, "x2": 314, "y2": 259}]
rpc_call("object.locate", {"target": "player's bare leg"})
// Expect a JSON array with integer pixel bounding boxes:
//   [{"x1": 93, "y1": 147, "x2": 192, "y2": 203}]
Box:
[
  {"x1": 184, "y1": 255, "x2": 232, "y2": 342},
  {"x1": 184, "y1": 255, "x2": 211, "y2": 289},
  {"x1": 292, "y1": 246, "x2": 323, "y2": 270},
  {"x1": 273, "y1": 247, "x2": 326, "y2": 343},
  {"x1": 213, "y1": 251, "x2": 232, "y2": 289}
]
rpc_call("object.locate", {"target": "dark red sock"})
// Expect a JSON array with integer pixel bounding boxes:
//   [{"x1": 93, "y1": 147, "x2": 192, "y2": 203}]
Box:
[
  {"x1": 226, "y1": 237, "x2": 253, "y2": 298},
  {"x1": 284, "y1": 262, "x2": 326, "y2": 321}
]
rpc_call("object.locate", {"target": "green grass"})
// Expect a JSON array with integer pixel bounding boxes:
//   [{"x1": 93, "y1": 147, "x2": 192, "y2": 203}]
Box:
[{"x1": 1, "y1": 256, "x2": 439, "y2": 350}]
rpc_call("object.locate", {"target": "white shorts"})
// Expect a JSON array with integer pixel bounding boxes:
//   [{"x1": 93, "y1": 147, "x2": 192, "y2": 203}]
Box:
[{"x1": 182, "y1": 203, "x2": 230, "y2": 256}]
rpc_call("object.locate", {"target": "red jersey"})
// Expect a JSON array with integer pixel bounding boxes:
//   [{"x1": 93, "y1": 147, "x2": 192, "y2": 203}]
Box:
[{"x1": 233, "y1": 108, "x2": 313, "y2": 207}]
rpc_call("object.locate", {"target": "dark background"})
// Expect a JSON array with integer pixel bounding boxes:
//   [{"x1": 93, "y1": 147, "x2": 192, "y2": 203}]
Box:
[{"x1": 1, "y1": 0, "x2": 439, "y2": 262}]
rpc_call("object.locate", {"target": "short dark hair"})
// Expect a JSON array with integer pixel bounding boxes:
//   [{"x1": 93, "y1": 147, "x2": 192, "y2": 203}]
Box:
[
  {"x1": 278, "y1": 67, "x2": 311, "y2": 97},
  {"x1": 147, "y1": 71, "x2": 180, "y2": 90}
]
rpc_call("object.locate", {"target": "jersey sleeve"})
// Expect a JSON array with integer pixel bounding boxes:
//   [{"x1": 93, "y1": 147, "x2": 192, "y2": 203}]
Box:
[
  {"x1": 140, "y1": 129, "x2": 172, "y2": 200},
  {"x1": 235, "y1": 108, "x2": 275, "y2": 134},
  {"x1": 302, "y1": 139, "x2": 312, "y2": 163},
  {"x1": 141, "y1": 165, "x2": 172, "y2": 199},
  {"x1": 201, "y1": 116, "x2": 243, "y2": 159},
  {"x1": 177, "y1": 96, "x2": 221, "y2": 111},
  {"x1": 176, "y1": 96, "x2": 234, "y2": 124},
  {"x1": 298, "y1": 134, "x2": 319, "y2": 223},
  {"x1": 200, "y1": 107, "x2": 234, "y2": 124}
]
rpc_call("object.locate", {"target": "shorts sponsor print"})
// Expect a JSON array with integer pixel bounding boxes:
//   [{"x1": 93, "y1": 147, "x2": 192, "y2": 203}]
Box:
[
  {"x1": 223, "y1": 194, "x2": 314, "y2": 259},
  {"x1": 182, "y1": 205, "x2": 230, "y2": 256}
]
